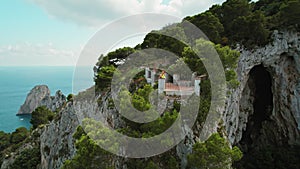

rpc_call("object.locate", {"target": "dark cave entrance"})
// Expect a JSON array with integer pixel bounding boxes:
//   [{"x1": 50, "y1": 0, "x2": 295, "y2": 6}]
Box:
[
  {"x1": 234, "y1": 63, "x2": 300, "y2": 169},
  {"x1": 234, "y1": 65, "x2": 276, "y2": 169},
  {"x1": 240, "y1": 65, "x2": 273, "y2": 148}
]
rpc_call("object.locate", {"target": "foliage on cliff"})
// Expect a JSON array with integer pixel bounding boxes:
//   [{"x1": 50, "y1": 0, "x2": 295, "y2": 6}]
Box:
[
  {"x1": 185, "y1": 0, "x2": 300, "y2": 48},
  {"x1": 62, "y1": 126, "x2": 114, "y2": 169},
  {"x1": 0, "y1": 127, "x2": 41, "y2": 168},
  {"x1": 30, "y1": 106, "x2": 55, "y2": 129},
  {"x1": 10, "y1": 147, "x2": 40, "y2": 169},
  {"x1": 0, "y1": 127, "x2": 29, "y2": 158},
  {"x1": 187, "y1": 133, "x2": 242, "y2": 169},
  {"x1": 65, "y1": 125, "x2": 241, "y2": 169},
  {"x1": 91, "y1": 1, "x2": 245, "y2": 168}
]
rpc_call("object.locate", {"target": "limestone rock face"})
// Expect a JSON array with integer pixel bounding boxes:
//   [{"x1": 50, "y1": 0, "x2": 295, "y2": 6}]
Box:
[
  {"x1": 17, "y1": 85, "x2": 50, "y2": 115},
  {"x1": 39, "y1": 103, "x2": 78, "y2": 169},
  {"x1": 17, "y1": 85, "x2": 66, "y2": 115},
  {"x1": 39, "y1": 88, "x2": 125, "y2": 169},
  {"x1": 224, "y1": 31, "x2": 300, "y2": 147}
]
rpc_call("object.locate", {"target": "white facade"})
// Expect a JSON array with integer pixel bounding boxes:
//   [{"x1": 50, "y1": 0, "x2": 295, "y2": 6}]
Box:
[{"x1": 144, "y1": 67, "x2": 203, "y2": 96}]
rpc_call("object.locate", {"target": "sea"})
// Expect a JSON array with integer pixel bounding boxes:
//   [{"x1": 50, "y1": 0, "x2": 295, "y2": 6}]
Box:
[{"x1": 0, "y1": 66, "x2": 95, "y2": 133}]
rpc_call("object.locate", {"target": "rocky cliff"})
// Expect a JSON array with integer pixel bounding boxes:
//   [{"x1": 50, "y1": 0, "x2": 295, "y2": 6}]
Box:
[
  {"x1": 39, "y1": 102, "x2": 78, "y2": 169},
  {"x1": 224, "y1": 30, "x2": 300, "y2": 152},
  {"x1": 39, "y1": 87, "x2": 125, "y2": 169},
  {"x1": 17, "y1": 85, "x2": 66, "y2": 115}
]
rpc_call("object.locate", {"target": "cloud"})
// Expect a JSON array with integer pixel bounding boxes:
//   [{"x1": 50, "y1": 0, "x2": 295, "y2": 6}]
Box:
[
  {"x1": 10, "y1": 0, "x2": 226, "y2": 66},
  {"x1": 0, "y1": 43, "x2": 79, "y2": 66},
  {"x1": 30, "y1": 0, "x2": 225, "y2": 27}
]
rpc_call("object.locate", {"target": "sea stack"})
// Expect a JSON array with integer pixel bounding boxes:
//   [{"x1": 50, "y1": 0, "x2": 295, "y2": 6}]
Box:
[{"x1": 17, "y1": 85, "x2": 66, "y2": 115}]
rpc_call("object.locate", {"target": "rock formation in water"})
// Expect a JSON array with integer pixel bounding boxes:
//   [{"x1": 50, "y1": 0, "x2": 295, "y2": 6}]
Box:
[{"x1": 17, "y1": 85, "x2": 66, "y2": 115}]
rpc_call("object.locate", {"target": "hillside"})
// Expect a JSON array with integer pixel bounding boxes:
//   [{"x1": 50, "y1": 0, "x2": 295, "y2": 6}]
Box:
[{"x1": 1, "y1": 0, "x2": 300, "y2": 169}]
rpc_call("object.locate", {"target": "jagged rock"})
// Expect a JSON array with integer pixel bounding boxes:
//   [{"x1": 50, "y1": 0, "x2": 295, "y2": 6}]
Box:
[
  {"x1": 74, "y1": 87, "x2": 125, "y2": 129},
  {"x1": 176, "y1": 123, "x2": 194, "y2": 169},
  {"x1": 17, "y1": 85, "x2": 66, "y2": 115},
  {"x1": 17, "y1": 85, "x2": 50, "y2": 115},
  {"x1": 39, "y1": 103, "x2": 78, "y2": 169},
  {"x1": 39, "y1": 87, "x2": 125, "y2": 169}
]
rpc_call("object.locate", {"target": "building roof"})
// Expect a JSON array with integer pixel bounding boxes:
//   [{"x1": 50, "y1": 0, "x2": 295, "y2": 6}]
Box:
[{"x1": 165, "y1": 83, "x2": 194, "y2": 91}]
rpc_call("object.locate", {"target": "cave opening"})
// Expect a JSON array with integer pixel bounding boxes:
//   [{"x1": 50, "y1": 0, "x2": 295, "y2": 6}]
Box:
[
  {"x1": 240, "y1": 65, "x2": 273, "y2": 148},
  {"x1": 234, "y1": 65, "x2": 276, "y2": 169},
  {"x1": 234, "y1": 63, "x2": 300, "y2": 169}
]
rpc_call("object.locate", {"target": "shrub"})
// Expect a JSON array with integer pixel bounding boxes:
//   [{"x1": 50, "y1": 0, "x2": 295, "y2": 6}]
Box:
[{"x1": 30, "y1": 106, "x2": 55, "y2": 129}]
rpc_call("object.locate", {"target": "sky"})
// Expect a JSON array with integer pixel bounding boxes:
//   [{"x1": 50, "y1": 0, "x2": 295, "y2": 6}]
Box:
[{"x1": 0, "y1": 0, "x2": 227, "y2": 66}]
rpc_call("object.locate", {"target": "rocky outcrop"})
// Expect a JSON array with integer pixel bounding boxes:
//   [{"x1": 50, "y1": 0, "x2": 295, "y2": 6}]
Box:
[
  {"x1": 17, "y1": 85, "x2": 66, "y2": 115},
  {"x1": 39, "y1": 103, "x2": 78, "y2": 169},
  {"x1": 224, "y1": 31, "x2": 300, "y2": 148},
  {"x1": 39, "y1": 87, "x2": 125, "y2": 169}
]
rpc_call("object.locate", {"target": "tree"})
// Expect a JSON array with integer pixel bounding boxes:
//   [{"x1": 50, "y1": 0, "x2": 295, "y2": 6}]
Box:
[
  {"x1": 254, "y1": 0, "x2": 285, "y2": 16},
  {"x1": 145, "y1": 161, "x2": 159, "y2": 169},
  {"x1": 231, "y1": 10, "x2": 270, "y2": 47},
  {"x1": 215, "y1": 44, "x2": 240, "y2": 88},
  {"x1": 219, "y1": 0, "x2": 252, "y2": 32},
  {"x1": 280, "y1": 0, "x2": 300, "y2": 30},
  {"x1": 187, "y1": 133, "x2": 242, "y2": 169},
  {"x1": 185, "y1": 12, "x2": 224, "y2": 43},
  {"x1": 62, "y1": 126, "x2": 114, "y2": 169},
  {"x1": 181, "y1": 47, "x2": 206, "y2": 75},
  {"x1": 67, "y1": 94, "x2": 74, "y2": 102},
  {"x1": 10, "y1": 147, "x2": 40, "y2": 169},
  {"x1": 0, "y1": 131, "x2": 11, "y2": 151},
  {"x1": 10, "y1": 127, "x2": 29, "y2": 144},
  {"x1": 141, "y1": 25, "x2": 187, "y2": 57},
  {"x1": 95, "y1": 65, "x2": 116, "y2": 91},
  {"x1": 30, "y1": 106, "x2": 55, "y2": 129},
  {"x1": 107, "y1": 47, "x2": 135, "y2": 60}
]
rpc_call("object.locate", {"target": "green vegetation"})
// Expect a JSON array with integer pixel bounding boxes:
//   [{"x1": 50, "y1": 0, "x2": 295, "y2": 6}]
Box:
[
  {"x1": 95, "y1": 65, "x2": 116, "y2": 92},
  {"x1": 94, "y1": 47, "x2": 135, "y2": 92},
  {"x1": 0, "y1": 131, "x2": 11, "y2": 152},
  {"x1": 67, "y1": 94, "x2": 74, "y2": 102},
  {"x1": 90, "y1": 1, "x2": 243, "y2": 168},
  {"x1": 64, "y1": 125, "x2": 241, "y2": 169},
  {"x1": 187, "y1": 133, "x2": 242, "y2": 169},
  {"x1": 128, "y1": 70, "x2": 147, "y2": 93},
  {"x1": 63, "y1": 124, "x2": 179, "y2": 169},
  {"x1": 185, "y1": 0, "x2": 300, "y2": 48},
  {"x1": 10, "y1": 127, "x2": 29, "y2": 144},
  {"x1": 0, "y1": 128, "x2": 29, "y2": 152},
  {"x1": 62, "y1": 126, "x2": 114, "y2": 169},
  {"x1": 115, "y1": 83, "x2": 179, "y2": 137},
  {"x1": 4, "y1": 0, "x2": 300, "y2": 168},
  {"x1": 0, "y1": 127, "x2": 30, "y2": 166},
  {"x1": 10, "y1": 147, "x2": 41, "y2": 169},
  {"x1": 124, "y1": 153, "x2": 179, "y2": 169},
  {"x1": 30, "y1": 106, "x2": 55, "y2": 129}
]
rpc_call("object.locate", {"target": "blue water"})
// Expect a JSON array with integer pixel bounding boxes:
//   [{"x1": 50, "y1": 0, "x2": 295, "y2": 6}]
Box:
[{"x1": 0, "y1": 66, "x2": 94, "y2": 133}]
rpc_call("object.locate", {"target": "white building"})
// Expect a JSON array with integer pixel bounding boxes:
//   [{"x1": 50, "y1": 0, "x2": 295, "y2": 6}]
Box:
[{"x1": 144, "y1": 67, "x2": 205, "y2": 96}]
